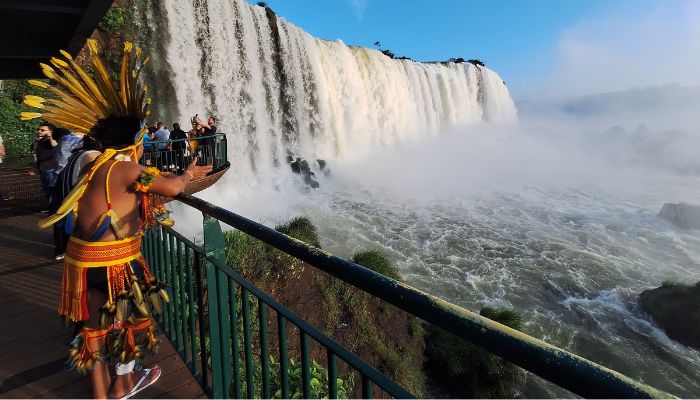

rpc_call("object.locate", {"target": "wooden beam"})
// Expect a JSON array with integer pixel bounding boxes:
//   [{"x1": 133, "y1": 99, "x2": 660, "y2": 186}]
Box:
[
  {"x1": 0, "y1": 1, "x2": 83, "y2": 14},
  {"x1": 66, "y1": 0, "x2": 114, "y2": 56},
  {"x1": 0, "y1": 37, "x2": 64, "y2": 59}
]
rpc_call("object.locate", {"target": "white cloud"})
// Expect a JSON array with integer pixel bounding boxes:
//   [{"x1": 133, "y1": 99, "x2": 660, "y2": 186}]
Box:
[
  {"x1": 531, "y1": 0, "x2": 700, "y2": 98},
  {"x1": 347, "y1": 0, "x2": 367, "y2": 20}
]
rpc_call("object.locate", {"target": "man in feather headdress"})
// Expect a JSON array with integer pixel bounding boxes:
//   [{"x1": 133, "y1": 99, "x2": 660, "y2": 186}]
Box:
[{"x1": 22, "y1": 40, "x2": 211, "y2": 399}]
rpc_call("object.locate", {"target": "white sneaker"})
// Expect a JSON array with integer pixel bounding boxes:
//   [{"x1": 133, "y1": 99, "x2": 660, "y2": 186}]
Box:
[{"x1": 54, "y1": 254, "x2": 65, "y2": 261}]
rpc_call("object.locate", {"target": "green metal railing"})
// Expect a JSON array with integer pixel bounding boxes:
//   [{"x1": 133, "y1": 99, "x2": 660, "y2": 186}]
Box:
[
  {"x1": 143, "y1": 213, "x2": 411, "y2": 399},
  {"x1": 143, "y1": 193, "x2": 675, "y2": 399}
]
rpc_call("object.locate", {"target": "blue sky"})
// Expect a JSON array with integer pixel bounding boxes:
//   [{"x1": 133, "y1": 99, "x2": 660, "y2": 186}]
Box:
[{"x1": 249, "y1": 0, "x2": 699, "y2": 99}]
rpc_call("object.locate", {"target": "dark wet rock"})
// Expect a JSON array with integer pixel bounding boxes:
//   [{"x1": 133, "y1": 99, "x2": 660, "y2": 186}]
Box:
[
  {"x1": 288, "y1": 156, "x2": 320, "y2": 188},
  {"x1": 317, "y1": 159, "x2": 330, "y2": 176},
  {"x1": 658, "y1": 202, "x2": 700, "y2": 229},
  {"x1": 639, "y1": 281, "x2": 700, "y2": 350}
]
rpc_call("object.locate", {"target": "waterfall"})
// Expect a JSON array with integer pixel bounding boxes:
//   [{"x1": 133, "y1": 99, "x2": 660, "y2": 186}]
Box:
[{"x1": 137, "y1": 0, "x2": 518, "y2": 192}]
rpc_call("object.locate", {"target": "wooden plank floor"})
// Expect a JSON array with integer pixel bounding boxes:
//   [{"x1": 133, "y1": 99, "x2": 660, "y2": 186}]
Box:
[{"x1": 0, "y1": 214, "x2": 206, "y2": 399}]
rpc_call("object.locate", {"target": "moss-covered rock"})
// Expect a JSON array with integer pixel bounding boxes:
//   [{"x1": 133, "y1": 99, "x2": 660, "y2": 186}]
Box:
[
  {"x1": 639, "y1": 281, "x2": 700, "y2": 350},
  {"x1": 423, "y1": 307, "x2": 526, "y2": 398}
]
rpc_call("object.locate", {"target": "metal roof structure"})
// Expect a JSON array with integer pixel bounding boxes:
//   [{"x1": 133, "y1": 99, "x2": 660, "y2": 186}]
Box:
[{"x1": 0, "y1": 0, "x2": 113, "y2": 79}]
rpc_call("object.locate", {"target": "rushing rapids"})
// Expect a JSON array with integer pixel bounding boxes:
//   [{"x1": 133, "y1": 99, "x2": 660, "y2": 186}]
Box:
[{"x1": 137, "y1": 0, "x2": 516, "y2": 191}]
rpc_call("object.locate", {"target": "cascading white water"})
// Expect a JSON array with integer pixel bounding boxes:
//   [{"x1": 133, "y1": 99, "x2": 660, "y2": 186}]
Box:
[{"x1": 140, "y1": 0, "x2": 517, "y2": 192}]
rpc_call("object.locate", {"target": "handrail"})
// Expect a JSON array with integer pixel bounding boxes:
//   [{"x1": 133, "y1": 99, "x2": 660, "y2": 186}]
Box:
[
  {"x1": 175, "y1": 192, "x2": 674, "y2": 399},
  {"x1": 145, "y1": 212, "x2": 412, "y2": 398}
]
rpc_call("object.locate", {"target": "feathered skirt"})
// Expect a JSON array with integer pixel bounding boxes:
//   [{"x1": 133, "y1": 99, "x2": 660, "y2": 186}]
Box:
[{"x1": 60, "y1": 235, "x2": 170, "y2": 373}]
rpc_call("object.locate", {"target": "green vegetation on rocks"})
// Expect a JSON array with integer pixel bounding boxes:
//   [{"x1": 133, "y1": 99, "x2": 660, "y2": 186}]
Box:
[
  {"x1": 424, "y1": 307, "x2": 526, "y2": 398},
  {"x1": 223, "y1": 217, "x2": 526, "y2": 398},
  {"x1": 225, "y1": 219, "x2": 426, "y2": 397},
  {"x1": 99, "y1": 8, "x2": 133, "y2": 34},
  {"x1": 320, "y1": 249, "x2": 426, "y2": 396},
  {"x1": 0, "y1": 80, "x2": 50, "y2": 159},
  {"x1": 223, "y1": 216, "x2": 319, "y2": 280},
  {"x1": 352, "y1": 249, "x2": 401, "y2": 280},
  {"x1": 275, "y1": 216, "x2": 321, "y2": 247}
]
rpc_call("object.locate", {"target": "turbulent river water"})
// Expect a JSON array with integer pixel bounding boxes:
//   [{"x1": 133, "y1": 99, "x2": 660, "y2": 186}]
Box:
[
  {"x1": 138, "y1": 0, "x2": 700, "y2": 396},
  {"x1": 200, "y1": 125, "x2": 700, "y2": 398}
]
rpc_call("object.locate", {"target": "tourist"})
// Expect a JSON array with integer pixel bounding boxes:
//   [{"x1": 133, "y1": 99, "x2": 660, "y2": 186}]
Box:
[
  {"x1": 53, "y1": 128, "x2": 84, "y2": 175},
  {"x1": 30, "y1": 123, "x2": 58, "y2": 204},
  {"x1": 24, "y1": 40, "x2": 213, "y2": 399},
  {"x1": 169, "y1": 123, "x2": 188, "y2": 151},
  {"x1": 195, "y1": 115, "x2": 217, "y2": 157},
  {"x1": 143, "y1": 126, "x2": 156, "y2": 152},
  {"x1": 154, "y1": 122, "x2": 170, "y2": 151},
  {"x1": 49, "y1": 129, "x2": 87, "y2": 260},
  {"x1": 49, "y1": 128, "x2": 91, "y2": 261},
  {"x1": 188, "y1": 122, "x2": 202, "y2": 154},
  {"x1": 0, "y1": 134, "x2": 11, "y2": 201}
]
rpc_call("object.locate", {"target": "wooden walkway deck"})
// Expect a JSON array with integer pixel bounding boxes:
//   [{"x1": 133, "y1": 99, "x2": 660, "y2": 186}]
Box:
[{"x1": 0, "y1": 213, "x2": 206, "y2": 399}]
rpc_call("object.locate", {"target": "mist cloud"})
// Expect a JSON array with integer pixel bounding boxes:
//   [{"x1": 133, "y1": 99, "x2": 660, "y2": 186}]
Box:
[{"x1": 531, "y1": 0, "x2": 700, "y2": 98}]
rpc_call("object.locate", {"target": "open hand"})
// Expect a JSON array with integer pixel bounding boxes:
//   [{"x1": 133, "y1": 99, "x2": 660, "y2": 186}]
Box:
[{"x1": 185, "y1": 157, "x2": 213, "y2": 181}]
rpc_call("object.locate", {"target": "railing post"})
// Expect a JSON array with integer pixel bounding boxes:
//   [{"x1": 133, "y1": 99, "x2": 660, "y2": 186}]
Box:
[{"x1": 203, "y1": 214, "x2": 229, "y2": 398}]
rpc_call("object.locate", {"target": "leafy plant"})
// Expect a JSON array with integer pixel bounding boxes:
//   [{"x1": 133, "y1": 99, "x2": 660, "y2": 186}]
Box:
[
  {"x1": 0, "y1": 97, "x2": 40, "y2": 158},
  {"x1": 238, "y1": 356, "x2": 355, "y2": 399},
  {"x1": 224, "y1": 229, "x2": 273, "y2": 278},
  {"x1": 99, "y1": 8, "x2": 132, "y2": 33}
]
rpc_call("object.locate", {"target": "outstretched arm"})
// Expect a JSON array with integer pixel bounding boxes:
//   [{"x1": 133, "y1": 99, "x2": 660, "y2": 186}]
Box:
[
  {"x1": 195, "y1": 115, "x2": 211, "y2": 129},
  {"x1": 121, "y1": 157, "x2": 213, "y2": 197}
]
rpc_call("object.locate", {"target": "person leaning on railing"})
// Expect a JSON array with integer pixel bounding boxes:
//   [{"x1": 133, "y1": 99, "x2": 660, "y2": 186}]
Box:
[
  {"x1": 169, "y1": 123, "x2": 188, "y2": 151},
  {"x1": 153, "y1": 122, "x2": 170, "y2": 151},
  {"x1": 0, "y1": 134, "x2": 11, "y2": 201}
]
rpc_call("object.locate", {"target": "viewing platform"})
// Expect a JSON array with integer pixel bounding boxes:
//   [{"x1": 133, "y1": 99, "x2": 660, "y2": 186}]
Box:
[{"x1": 0, "y1": 213, "x2": 205, "y2": 399}]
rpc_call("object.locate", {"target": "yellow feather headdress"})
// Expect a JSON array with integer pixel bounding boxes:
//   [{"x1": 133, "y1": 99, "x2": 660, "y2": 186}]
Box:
[
  {"x1": 24, "y1": 40, "x2": 153, "y2": 229},
  {"x1": 21, "y1": 39, "x2": 151, "y2": 132}
]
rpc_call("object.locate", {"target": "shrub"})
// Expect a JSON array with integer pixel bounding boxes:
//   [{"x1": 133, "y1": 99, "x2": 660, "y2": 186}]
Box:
[
  {"x1": 275, "y1": 216, "x2": 320, "y2": 247},
  {"x1": 424, "y1": 307, "x2": 526, "y2": 398},
  {"x1": 0, "y1": 97, "x2": 40, "y2": 158},
  {"x1": 99, "y1": 8, "x2": 132, "y2": 33},
  {"x1": 224, "y1": 216, "x2": 320, "y2": 280},
  {"x1": 352, "y1": 250, "x2": 401, "y2": 280},
  {"x1": 467, "y1": 59, "x2": 485, "y2": 67}
]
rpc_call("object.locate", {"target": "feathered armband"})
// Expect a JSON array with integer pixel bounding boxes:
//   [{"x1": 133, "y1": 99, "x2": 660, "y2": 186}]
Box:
[{"x1": 134, "y1": 167, "x2": 160, "y2": 193}]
